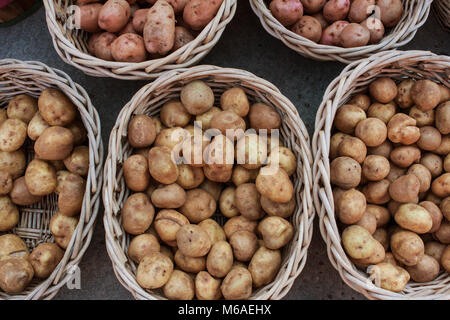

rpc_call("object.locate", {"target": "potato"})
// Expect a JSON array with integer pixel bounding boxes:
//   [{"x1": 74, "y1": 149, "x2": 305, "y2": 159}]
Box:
[
  {"x1": 220, "y1": 87, "x2": 250, "y2": 117},
  {"x1": 435, "y1": 101, "x2": 449, "y2": 135},
  {"x1": 179, "y1": 83, "x2": 215, "y2": 117},
  {"x1": 0, "y1": 196, "x2": 18, "y2": 232},
  {"x1": 337, "y1": 136, "x2": 367, "y2": 164},
  {"x1": 320, "y1": 19, "x2": 349, "y2": 44},
  {"x1": 233, "y1": 183, "x2": 263, "y2": 221},
  {"x1": 221, "y1": 266, "x2": 252, "y2": 300},
  {"x1": 330, "y1": 133, "x2": 349, "y2": 159},
  {"x1": 367, "y1": 140, "x2": 391, "y2": 159},
  {"x1": 0, "y1": 119, "x2": 26, "y2": 152},
  {"x1": 203, "y1": 164, "x2": 233, "y2": 184},
  {"x1": 301, "y1": 0, "x2": 326, "y2": 13},
  {"x1": 78, "y1": 3, "x2": 102, "y2": 32},
  {"x1": 256, "y1": 166, "x2": 293, "y2": 204},
  {"x1": 291, "y1": 15, "x2": 322, "y2": 43},
  {"x1": 93, "y1": 32, "x2": 116, "y2": 60},
  {"x1": 361, "y1": 17, "x2": 384, "y2": 44},
  {"x1": 58, "y1": 173, "x2": 85, "y2": 217},
  {"x1": 163, "y1": 269, "x2": 195, "y2": 301},
  {"x1": 224, "y1": 216, "x2": 257, "y2": 239},
  {"x1": 110, "y1": 33, "x2": 146, "y2": 62},
  {"x1": 362, "y1": 155, "x2": 390, "y2": 182},
  {"x1": 128, "y1": 114, "x2": 156, "y2": 148},
  {"x1": 0, "y1": 150, "x2": 25, "y2": 180},
  {"x1": 34, "y1": 126, "x2": 74, "y2": 160},
  {"x1": 336, "y1": 188, "x2": 366, "y2": 224},
  {"x1": 394, "y1": 203, "x2": 432, "y2": 234},
  {"x1": 49, "y1": 213, "x2": 78, "y2": 249},
  {"x1": 348, "y1": 94, "x2": 370, "y2": 112},
  {"x1": 24, "y1": 159, "x2": 57, "y2": 196},
  {"x1": 389, "y1": 174, "x2": 420, "y2": 203},
  {"x1": 98, "y1": 0, "x2": 130, "y2": 32},
  {"x1": 176, "y1": 224, "x2": 211, "y2": 257},
  {"x1": 10, "y1": 176, "x2": 42, "y2": 206},
  {"x1": 445, "y1": 154, "x2": 450, "y2": 173},
  {"x1": 330, "y1": 156, "x2": 361, "y2": 189},
  {"x1": 391, "y1": 230, "x2": 424, "y2": 266},
  {"x1": 406, "y1": 164, "x2": 431, "y2": 195},
  {"x1": 229, "y1": 231, "x2": 258, "y2": 262},
  {"x1": 218, "y1": 186, "x2": 239, "y2": 218},
  {"x1": 342, "y1": 225, "x2": 376, "y2": 259},
  {"x1": 230, "y1": 166, "x2": 257, "y2": 187},
  {"x1": 28, "y1": 243, "x2": 64, "y2": 279},
  {"x1": 369, "y1": 262, "x2": 409, "y2": 292},
  {"x1": 323, "y1": 0, "x2": 350, "y2": 22},
  {"x1": 355, "y1": 209, "x2": 377, "y2": 235},
  {"x1": 369, "y1": 77, "x2": 397, "y2": 104},
  {"x1": 210, "y1": 111, "x2": 246, "y2": 139},
  {"x1": 0, "y1": 171, "x2": 12, "y2": 195},
  {"x1": 269, "y1": 0, "x2": 303, "y2": 26},
  {"x1": 367, "y1": 102, "x2": 395, "y2": 124},
  {"x1": 248, "y1": 103, "x2": 281, "y2": 131},
  {"x1": 441, "y1": 245, "x2": 450, "y2": 273},
  {"x1": 127, "y1": 234, "x2": 160, "y2": 264},
  {"x1": 434, "y1": 134, "x2": 450, "y2": 155},
  {"x1": 347, "y1": 0, "x2": 374, "y2": 22},
  {"x1": 418, "y1": 153, "x2": 442, "y2": 178},
  {"x1": 377, "y1": 0, "x2": 403, "y2": 27},
  {"x1": 154, "y1": 209, "x2": 189, "y2": 245},
  {"x1": 408, "y1": 107, "x2": 434, "y2": 130},
  {"x1": 147, "y1": 146, "x2": 179, "y2": 184},
  {"x1": 434, "y1": 220, "x2": 450, "y2": 244},
  {"x1": 157, "y1": 101, "x2": 190, "y2": 129},
  {"x1": 122, "y1": 193, "x2": 154, "y2": 235},
  {"x1": 234, "y1": 134, "x2": 267, "y2": 170},
  {"x1": 198, "y1": 219, "x2": 226, "y2": 245},
  {"x1": 411, "y1": 79, "x2": 441, "y2": 111},
  {"x1": 87, "y1": 32, "x2": 101, "y2": 55},
  {"x1": 258, "y1": 216, "x2": 293, "y2": 250},
  {"x1": 171, "y1": 25, "x2": 194, "y2": 51},
  {"x1": 182, "y1": 0, "x2": 223, "y2": 30},
  {"x1": 339, "y1": 23, "x2": 370, "y2": 48},
  {"x1": 137, "y1": 252, "x2": 173, "y2": 289},
  {"x1": 195, "y1": 107, "x2": 221, "y2": 131},
  {"x1": 268, "y1": 146, "x2": 297, "y2": 176},
  {"x1": 38, "y1": 88, "x2": 77, "y2": 126},
  {"x1": 195, "y1": 271, "x2": 222, "y2": 300},
  {"x1": 372, "y1": 228, "x2": 389, "y2": 251},
  {"x1": 248, "y1": 246, "x2": 281, "y2": 288},
  {"x1": 7, "y1": 94, "x2": 38, "y2": 124},
  {"x1": 0, "y1": 257, "x2": 34, "y2": 293},
  {"x1": 199, "y1": 179, "x2": 222, "y2": 201},
  {"x1": 206, "y1": 241, "x2": 233, "y2": 278},
  {"x1": 261, "y1": 194, "x2": 296, "y2": 219},
  {"x1": 151, "y1": 183, "x2": 186, "y2": 209},
  {"x1": 176, "y1": 164, "x2": 204, "y2": 189},
  {"x1": 424, "y1": 241, "x2": 445, "y2": 265},
  {"x1": 393, "y1": 80, "x2": 415, "y2": 109},
  {"x1": 334, "y1": 104, "x2": 366, "y2": 134},
  {"x1": 66, "y1": 120, "x2": 87, "y2": 146},
  {"x1": 442, "y1": 197, "x2": 450, "y2": 221},
  {"x1": 355, "y1": 118, "x2": 387, "y2": 147},
  {"x1": 0, "y1": 234, "x2": 28, "y2": 260},
  {"x1": 390, "y1": 146, "x2": 421, "y2": 168},
  {"x1": 367, "y1": 204, "x2": 390, "y2": 227},
  {"x1": 155, "y1": 127, "x2": 189, "y2": 154},
  {"x1": 432, "y1": 173, "x2": 450, "y2": 198},
  {"x1": 27, "y1": 112, "x2": 49, "y2": 141},
  {"x1": 174, "y1": 250, "x2": 205, "y2": 273},
  {"x1": 406, "y1": 254, "x2": 440, "y2": 283},
  {"x1": 118, "y1": 21, "x2": 137, "y2": 36},
  {"x1": 416, "y1": 126, "x2": 441, "y2": 151},
  {"x1": 353, "y1": 239, "x2": 385, "y2": 267},
  {"x1": 179, "y1": 189, "x2": 216, "y2": 223}
]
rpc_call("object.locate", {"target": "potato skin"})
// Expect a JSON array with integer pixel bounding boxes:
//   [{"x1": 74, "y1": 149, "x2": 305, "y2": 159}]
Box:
[
  {"x1": 369, "y1": 262, "x2": 409, "y2": 292},
  {"x1": 148, "y1": 146, "x2": 179, "y2": 184},
  {"x1": 64, "y1": 146, "x2": 90, "y2": 177},
  {"x1": 436, "y1": 101, "x2": 450, "y2": 134},
  {"x1": 143, "y1": 0, "x2": 175, "y2": 55},
  {"x1": 320, "y1": 20, "x2": 349, "y2": 45},
  {"x1": 176, "y1": 224, "x2": 211, "y2": 257},
  {"x1": 0, "y1": 196, "x2": 19, "y2": 231},
  {"x1": 210, "y1": 111, "x2": 246, "y2": 139},
  {"x1": 442, "y1": 245, "x2": 450, "y2": 273},
  {"x1": 229, "y1": 230, "x2": 258, "y2": 262},
  {"x1": 28, "y1": 112, "x2": 49, "y2": 141},
  {"x1": 123, "y1": 154, "x2": 150, "y2": 192},
  {"x1": 0, "y1": 257, "x2": 34, "y2": 294},
  {"x1": 163, "y1": 270, "x2": 195, "y2": 301},
  {"x1": 151, "y1": 183, "x2": 186, "y2": 209},
  {"x1": 0, "y1": 234, "x2": 28, "y2": 260},
  {"x1": 269, "y1": 0, "x2": 303, "y2": 26},
  {"x1": 7, "y1": 94, "x2": 38, "y2": 124},
  {"x1": 411, "y1": 80, "x2": 441, "y2": 111},
  {"x1": 394, "y1": 203, "x2": 432, "y2": 234},
  {"x1": 49, "y1": 213, "x2": 78, "y2": 249},
  {"x1": 258, "y1": 216, "x2": 294, "y2": 250},
  {"x1": 34, "y1": 126, "x2": 74, "y2": 160},
  {"x1": 198, "y1": 219, "x2": 226, "y2": 245},
  {"x1": 255, "y1": 167, "x2": 293, "y2": 204},
  {"x1": 224, "y1": 216, "x2": 257, "y2": 239},
  {"x1": 342, "y1": 225, "x2": 376, "y2": 259},
  {"x1": 248, "y1": 246, "x2": 281, "y2": 288},
  {"x1": 362, "y1": 155, "x2": 390, "y2": 181},
  {"x1": 180, "y1": 188, "x2": 216, "y2": 223},
  {"x1": 234, "y1": 183, "x2": 264, "y2": 221},
  {"x1": 195, "y1": 271, "x2": 222, "y2": 300},
  {"x1": 28, "y1": 243, "x2": 64, "y2": 279},
  {"x1": 261, "y1": 195, "x2": 295, "y2": 219},
  {"x1": 0, "y1": 119, "x2": 27, "y2": 152},
  {"x1": 10, "y1": 176, "x2": 42, "y2": 206},
  {"x1": 206, "y1": 241, "x2": 233, "y2": 278},
  {"x1": 395, "y1": 79, "x2": 416, "y2": 109},
  {"x1": 38, "y1": 88, "x2": 77, "y2": 126},
  {"x1": 432, "y1": 173, "x2": 450, "y2": 198},
  {"x1": 406, "y1": 254, "x2": 440, "y2": 283},
  {"x1": 291, "y1": 15, "x2": 322, "y2": 43},
  {"x1": 248, "y1": 103, "x2": 281, "y2": 131},
  {"x1": 174, "y1": 250, "x2": 206, "y2": 273},
  {"x1": 128, "y1": 234, "x2": 160, "y2": 263},
  {"x1": 98, "y1": 0, "x2": 130, "y2": 33},
  {"x1": 58, "y1": 173, "x2": 86, "y2": 217},
  {"x1": 323, "y1": 0, "x2": 350, "y2": 22},
  {"x1": 0, "y1": 171, "x2": 13, "y2": 195},
  {"x1": 337, "y1": 188, "x2": 366, "y2": 224},
  {"x1": 339, "y1": 23, "x2": 370, "y2": 48},
  {"x1": 160, "y1": 100, "x2": 191, "y2": 128},
  {"x1": 355, "y1": 118, "x2": 387, "y2": 147},
  {"x1": 137, "y1": 252, "x2": 173, "y2": 289},
  {"x1": 348, "y1": 0, "x2": 375, "y2": 23},
  {"x1": 78, "y1": 3, "x2": 102, "y2": 33},
  {"x1": 221, "y1": 266, "x2": 252, "y2": 300},
  {"x1": 154, "y1": 209, "x2": 189, "y2": 246},
  {"x1": 184, "y1": 0, "x2": 224, "y2": 30},
  {"x1": 122, "y1": 193, "x2": 155, "y2": 235},
  {"x1": 172, "y1": 26, "x2": 194, "y2": 51},
  {"x1": 24, "y1": 159, "x2": 57, "y2": 196},
  {"x1": 220, "y1": 87, "x2": 250, "y2": 117},
  {"x1": 388, "y1": 174, "x2": 420, "y2": 203},
  {"x1": 390, "y1": 230, "x2": 424, "y2": 266},
  {"x1": 111, "y1": 33, "x2": 147, "y2": 62},
  {"x1": 390, "y1": 146, "x2": 421, "y2": 168},
  {"x1": 330, "y1": 156, "x2": 361, "y2": 189},
  {"x1": 180, "y1": 80, "x2": 214, "y2": 115},
  {"x1": 377, "y1": 0, "x2": 403, "y2": 27},
  {"x1": 0, "y1": 150, "x2": 26, "y2": 179},
  {"x1": 128, "y1": 114, "x2": 156, "y2": 148}
]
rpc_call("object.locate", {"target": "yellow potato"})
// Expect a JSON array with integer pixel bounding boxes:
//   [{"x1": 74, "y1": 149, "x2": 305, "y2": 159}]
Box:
[
  {"x1": 195, "y1": 271, "x2": 222, "y2": 300},
  {"x1": 7, "y1": 94, "x2": 38, "y2": 124},
  {"x1": 38, "y1": 88, "x2": 76, "y2": 126},
  {"x1": 136, "y1": 252, "x2": 173, "y2": 289},
  {"x1": 28, "y1": 243, "x2": 64, "y2": 279},
  {"x1": 220, "y1": 266, "x2": 252, "y2": 300},
  {"x1": 0, "y1": 196, "x2": 18, "y2": 232},
  {"x1": 49, "y1": 213, "x2": 78, "y2": 249},
  {"x1": 206, "y1": 241, "x2": 233, "y2": 278}
]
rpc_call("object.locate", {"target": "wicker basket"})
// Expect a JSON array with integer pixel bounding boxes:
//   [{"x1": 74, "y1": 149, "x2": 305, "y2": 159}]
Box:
[
  {"x1": 0, "y1": 59, "x2": 103, "y2": 300},
  {"x1": 312, "y1": 50, "x2": 450, "y2": 300},
  {"x1": 250, "y1": 0, "x2": 432, "y2": 64},
  {"x1": 43, "y1": 0, "x2": 237, "y2": 80},
  {"x1": 103, "y1": 65, "x2": 314, "y2": 300},
  {"x1": 433, "y1": 0, "x2": 450, "y2": 32}
]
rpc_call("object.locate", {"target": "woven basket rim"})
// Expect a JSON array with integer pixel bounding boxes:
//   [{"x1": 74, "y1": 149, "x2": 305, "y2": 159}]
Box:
[
  {"x1": 433, "y1": 0, "x2": 450, "y2": 32},
  {"x1": 249, "y1": 0, "x2": 433, "y2": 64},
  {"x1": 0, "y1": 58, "x2": 104, "y2": 300},
  {"x1": 102, "y1": 64, "x2": 315, "y2": 300},
  {"x1": 43, "y1": 0, "x2": 237, "y2": 80},
  {"x1": 312, "y1": 49, "x2": 450, "y2": 300}
]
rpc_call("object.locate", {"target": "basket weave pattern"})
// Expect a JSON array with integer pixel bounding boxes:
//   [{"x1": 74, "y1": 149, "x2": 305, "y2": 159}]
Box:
[
  {"x1": 312, "y1": 50, "x2": 450, "y2": 300},
  {"x1": 433, "y1": 0, "x2": 450, "y2": 32},
  {"x1": 250, "y1": 0, "x2": 432, "y2": 64},
  {"x1": 43, "y1": 0, "x2": 237, "y2": 80},
  {"x1": 103, "y1": 65, "x2": 314, "y2": 300},
  {"x1": 0, "y1": 59, "x2": 103, "y2": 300}
]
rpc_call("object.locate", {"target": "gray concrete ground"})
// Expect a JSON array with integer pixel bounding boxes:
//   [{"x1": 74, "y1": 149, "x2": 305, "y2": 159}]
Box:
[{"x1": 0, "y1": 1, "x2": 448, "y2": 300}]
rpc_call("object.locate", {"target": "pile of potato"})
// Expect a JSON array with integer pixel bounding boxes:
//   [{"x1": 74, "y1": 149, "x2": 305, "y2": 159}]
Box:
[
  {"x1": 330, "y1": 77, "x2": 450, "y2": 292},
  {"x1": 0, "y1": 89, "x2": 89, "y2": 294},
  {"x1": 121, "y1": 80, "x2": 298, "y2": 300},
  {"x1": 78, "y1": 0, "x2": 224, "y2": 62},
  {"x1": 269, "y1": 0, "x2": 403, "y2": 47}
]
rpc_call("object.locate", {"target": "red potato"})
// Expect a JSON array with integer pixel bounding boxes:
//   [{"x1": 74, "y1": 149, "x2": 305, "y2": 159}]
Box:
[
  {"x1": 172, "y1": 26, "x2": 195, "y2": 51},
  {"x1": 312, "y1": 12, "x2": 328, "y2": 29},
  {"x1": 377, "y1": 0, "x2": 403, "y2": 27},
  {"x1": 93, "y1": 32, "x2": 117, "y2": 61},
  {"x1": 184, "y1": 0, "x2": 224, "y2": 30},
  {"x1": 339, "y1": 23, "x2": 370, "y2": 48},
  {"x1": 348, "y1": 0, "x2": 375, "y2": 23},
  {"x1": 87, "y1": 33, "x2": 101, "y2": 55},
  {"x1": 98, "y1": 0, "x2": 131, "y2": 33},
  {"x1": 132, "y1": 8, "x2": 149, "y2": 33},
  {"x1": 143, "y1": 0, "x2": 175, "y2": 55},
  {"x1": 291, "y1": 15, "x2": 322, "y2": 43},
  {"x1": 147, "y1": 0, "x2": 188, "y2": 14},
  {"x1": 361, "y1": 17, "x2": 385, "y2": 44},
  {"x1": 323, "y1": 0, "x2": 350, "y2": 23},
  {"x1": 302, "y1": 0, "x2": 326, "y2": 14},
  {"x1": 111, "y1": 33, "x2": 147, "y2": 62},
  {"x1": 78, "y1": 3, "x2": 102, "y2": 33},
  {"x1": 269, "y1": 0, "x2": 303, "y2": 27},
  {"x1": 320, "y1": 20, "x2": 349, "y2": 46},
  {"x1": 118, "y1": 21, "x2": 137, "y2": 35}
]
